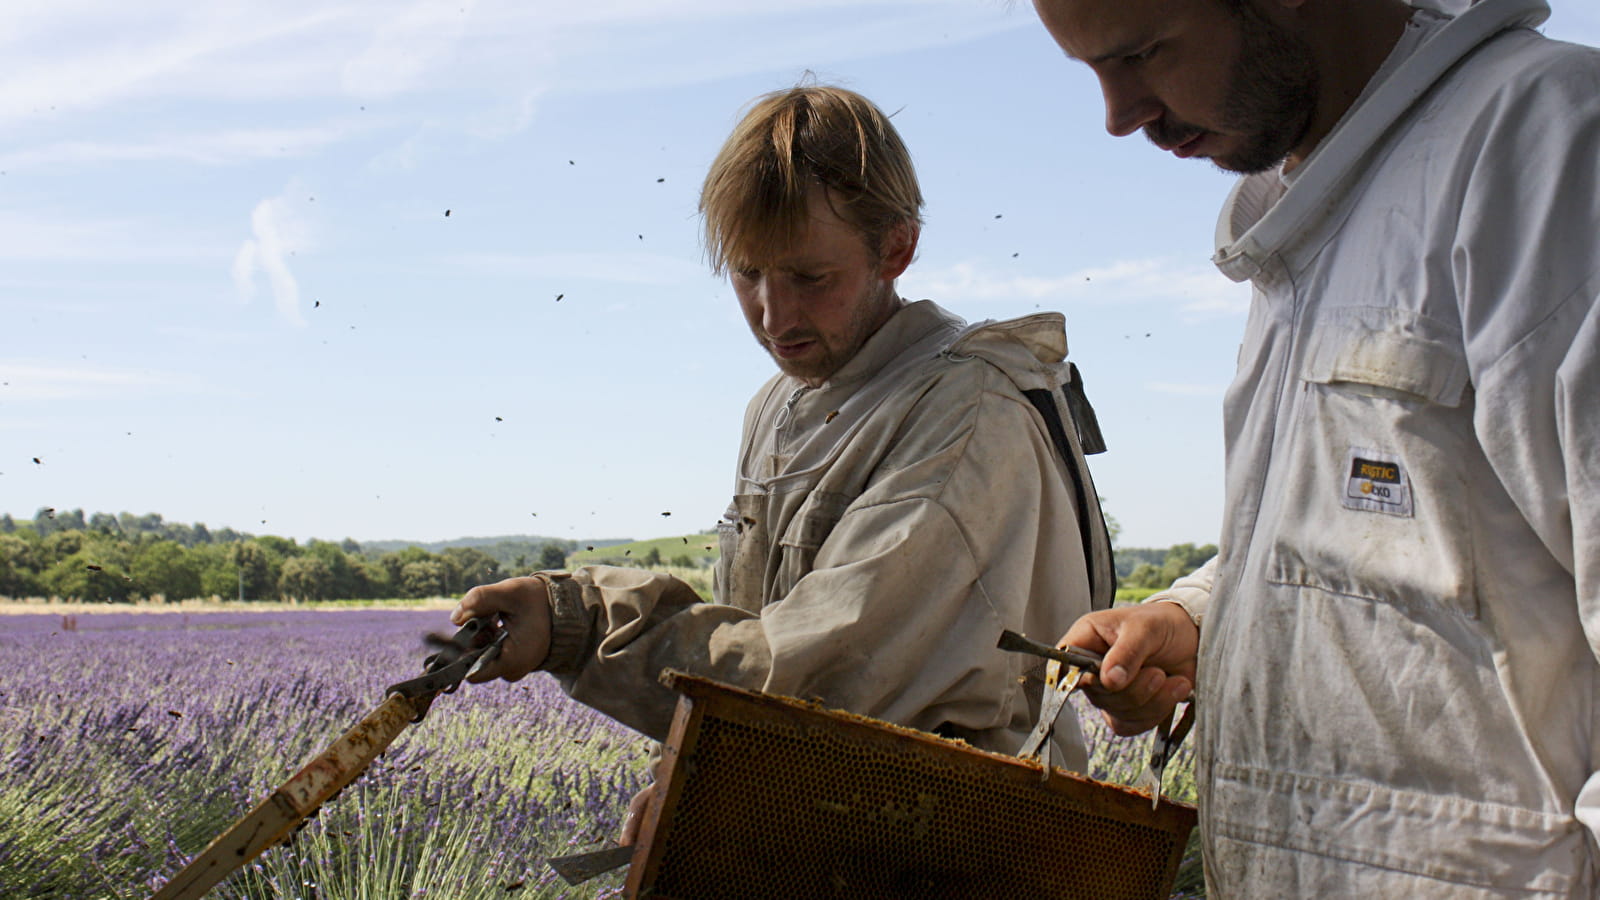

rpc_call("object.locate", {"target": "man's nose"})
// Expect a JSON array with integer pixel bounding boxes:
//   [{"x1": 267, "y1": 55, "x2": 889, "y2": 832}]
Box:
[
  {"x1": 1100, "y1": 72, "x2": 1162, "y2": 138},
  {"x1": 758, "y1": 279, "x2": 803, "y2": 337}
]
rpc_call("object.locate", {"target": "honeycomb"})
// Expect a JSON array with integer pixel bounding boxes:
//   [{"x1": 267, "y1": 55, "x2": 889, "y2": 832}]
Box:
[{"x1": 627, "y1": 672, "x2": 1196, "y2": 900}]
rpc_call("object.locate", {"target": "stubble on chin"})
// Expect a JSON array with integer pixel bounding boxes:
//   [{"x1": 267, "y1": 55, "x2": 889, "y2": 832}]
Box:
[
  {"x1": 754, "y1": 330, "x2": 830, "y2": 384},
  {"x1": 1215, "y1": 7, "x2": 1319, "y2": 173}
]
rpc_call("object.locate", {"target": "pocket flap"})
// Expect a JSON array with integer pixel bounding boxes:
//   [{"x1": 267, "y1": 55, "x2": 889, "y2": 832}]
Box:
[{"x1": 1303, "y1": 308, "x2": 1469, "y2": 406}]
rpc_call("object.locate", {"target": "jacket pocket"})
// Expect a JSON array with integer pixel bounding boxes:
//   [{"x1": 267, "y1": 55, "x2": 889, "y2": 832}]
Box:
[
  {"x1": 774, "y1": 491, "x2": 852, "y2": 599},
  {"x1": 1264, "y1": 308, "x2": 1480, "y2": 617},
  {"x1": 718, "y1": 496, "x2": 770, "y2": 613}
]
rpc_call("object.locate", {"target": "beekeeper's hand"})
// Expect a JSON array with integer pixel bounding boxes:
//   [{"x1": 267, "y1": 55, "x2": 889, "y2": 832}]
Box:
[
  {"x1": 452, "y1": 576, "x2": 554, "y2": 682},
  {"x1": 1060, "y1": 601, "x2": 1197, "y2": 736}
]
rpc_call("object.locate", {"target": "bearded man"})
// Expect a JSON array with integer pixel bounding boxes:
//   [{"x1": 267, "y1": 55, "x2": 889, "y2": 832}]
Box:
[{"x1": 1032, "y1": 0, "x2": 1600, "y2": 894}]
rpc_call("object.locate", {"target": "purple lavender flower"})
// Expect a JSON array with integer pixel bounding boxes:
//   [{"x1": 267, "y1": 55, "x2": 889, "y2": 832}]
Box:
[{"x1": 0, "y1": 609, "x2": 649, "y2": 898}]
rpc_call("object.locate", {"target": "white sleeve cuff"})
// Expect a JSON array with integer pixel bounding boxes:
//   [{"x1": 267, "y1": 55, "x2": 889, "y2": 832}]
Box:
[{"x1": 1576, "y1": 769, "x2": 1600, "y2": 845}]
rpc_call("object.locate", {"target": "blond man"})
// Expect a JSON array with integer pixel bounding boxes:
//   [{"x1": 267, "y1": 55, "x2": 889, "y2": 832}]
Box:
[{"x1": 454, "y1": 85, "x2": 1111, "y2": 827}]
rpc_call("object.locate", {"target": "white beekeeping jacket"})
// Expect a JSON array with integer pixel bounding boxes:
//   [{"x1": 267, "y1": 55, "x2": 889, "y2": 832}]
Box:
[{"x1": 1165, "y1": 0, "x2": 1600, "y2": 894}]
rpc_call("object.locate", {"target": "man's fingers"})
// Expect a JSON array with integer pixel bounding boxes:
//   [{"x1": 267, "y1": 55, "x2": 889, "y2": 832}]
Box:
[
  {"x1": 1069, "y1": 601, "x2": 1199, "y2": 692},
  {"x1": 448, "y1": 577, "x2": 555, "y2": 682},
  {"x1": 452, "y1": 581, "x2": 514, "y2": 625},
  {"x1": 1061, "y1": 607, "x2": 1160, "y2": 692},
  {"x1": 1098, "y1": 642, "x2": 1149, "y2": 693},
  {"x1": 1098, "y1": 611, "x2": 1174, "y2": 691},
  {"x1": 1068, "y1": 634, "x2": 1196, "y2": 737},
  {"x1": 1060, "y1": 610, "x2": 1120, "y2": 658},
  {"x1": 1086, "y1": 667, "x2": 1191, "y2": 736},
  {"x1": 620, "y1": 782, "x2": 658, "y2": 846},
  {"x1": 1082, "y1": 665, "x2": 1166, "y2": 713},
  {"x1": 1102, "y1": 707, "x2": 1172, "y2": 738},
  {"x1": 1122, "y1": 676, "x2": 1190, "y2": 734},
  {"x1": 1161, "y1": 674, "x2": 1194, "y2": 705}
]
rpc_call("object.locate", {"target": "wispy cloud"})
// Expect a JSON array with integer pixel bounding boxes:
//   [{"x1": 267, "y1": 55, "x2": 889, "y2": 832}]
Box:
[
  {"x1": 341, "y1": 0, "x2": 476, "y2": 98},
  {"x1": 0, "y1": 6, "x2": 352, "y2": 127},
  {"x1": 0, "y1": 1, "x2": 1023, "y2": 154},
  {"x1": 232, "y1": 183, "x2": 314, "y2": 325},
  {"x1": 0, "y1": 118, "x2": 382, "y2": 172},
  {"x1": 0, "y1": 211, "x2": 230, "y2": 263},
  {"x1": 523, "y1": 3, "x2": 1026, "y2": 97},
  {"x1": 0, "y1": 362, "x2": 188, "y2": 400},
  {"x1": 903, "y1": 257, "x2": 1251, "y2": 319}
]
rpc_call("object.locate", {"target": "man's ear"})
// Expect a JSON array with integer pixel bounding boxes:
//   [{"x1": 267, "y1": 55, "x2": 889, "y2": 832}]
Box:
[{"x1": 878, "y1": 220, "x2": 920, "y2": 281}]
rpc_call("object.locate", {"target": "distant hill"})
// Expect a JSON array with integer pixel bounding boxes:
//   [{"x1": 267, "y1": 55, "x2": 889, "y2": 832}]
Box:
[
  {"x1": 567, "y1": 533, "x2": 721, "y2": 568},
  {"x1": 360, "y1": 534, "x2": 629, "y2": 554},
  {"x1": 359, "y1": 535, "x2": 633, "y2": 569}
]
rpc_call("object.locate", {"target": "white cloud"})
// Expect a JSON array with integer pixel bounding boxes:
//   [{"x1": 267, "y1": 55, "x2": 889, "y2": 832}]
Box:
[
  {"x1": 362, "y1": 87, "x2": 546, "y2": 173},
  {"x1": 0, "y1": 6, "x2": 352, "y2": 126},
  {"x1": 341, "y1": 0, "x2": 475, "y2": 98},
  {"x1": 365, "y1": 127, "x2": 433, "y2": 174},
  {"x1": 0, "y1": 362, "x2": 185, "y2": 400},
  {"x1": 0, "y1": 118, "x2": 382, "y2": 171},
  {"x1": 0, "y1": 0, "x2": 1022, "y2": 139},
  {"x1": 464, "y1": 88, "x2": 547, "y2": 141},
  {"x1": 903, "y1": 257, "x2": 1251, "y2": 319},
  {"x1": 232, "y1": 184, "x2": 314, "y2": 325},
  {"x1": 0, "y1": 211, "x2": 229, "y2": 263},
  {"x1": 520, "y1": 3, "x2": 1026, "y2": 97}
]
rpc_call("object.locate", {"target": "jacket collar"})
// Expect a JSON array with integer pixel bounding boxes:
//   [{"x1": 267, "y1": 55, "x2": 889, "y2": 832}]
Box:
[
  {"x1": 806, "y1": 299, "x2": 964, "y2": 391},
  {"x1": 1211, "y1": 0, "x2": 1550, "y2": 284}
]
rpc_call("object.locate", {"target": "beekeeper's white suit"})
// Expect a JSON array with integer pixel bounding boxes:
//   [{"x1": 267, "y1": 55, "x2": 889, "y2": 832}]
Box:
[{"x1": 1155, "y1": 0, "x2": 1600, "y2": 894}]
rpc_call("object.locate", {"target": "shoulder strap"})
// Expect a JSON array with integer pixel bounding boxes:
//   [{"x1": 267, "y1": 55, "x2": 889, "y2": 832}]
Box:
[
  {"x1": 1059, "y1": 363, "x2": 1106, "y2": 456},
  {"x1": 1023, "y1": 366, "x2": 1115, "y2": 610}
]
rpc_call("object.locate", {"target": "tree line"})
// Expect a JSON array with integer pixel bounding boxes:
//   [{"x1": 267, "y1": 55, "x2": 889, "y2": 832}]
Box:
[
  {"x1": 0, "y1": 507, "x2": 1215, "y2": 602},
  {"x1": 1114, "y1": 542, "x2": 1218, "y2": 591},
  {"x1": 0, "y1": 509, "x2": 573, "y2": 603}
]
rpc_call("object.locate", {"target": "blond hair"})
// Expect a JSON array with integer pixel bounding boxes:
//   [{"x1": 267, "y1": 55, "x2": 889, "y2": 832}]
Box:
[{"x1": 700, "y1": 84, "x2": 924, "y2": 275}]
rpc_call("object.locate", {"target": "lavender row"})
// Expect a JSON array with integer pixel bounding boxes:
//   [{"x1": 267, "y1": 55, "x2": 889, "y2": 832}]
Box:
[
  {"x1": 0, "y1": 609, "x2": 651, "y2": 899},
  {"x1": 0, "y1": 609, "x2": 1203, "y2": 898}
]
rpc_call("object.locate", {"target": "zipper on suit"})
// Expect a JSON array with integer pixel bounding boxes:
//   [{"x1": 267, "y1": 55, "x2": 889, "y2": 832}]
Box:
[{"x1": 772, "y1": 385, "x2": 809, "y2": 431}]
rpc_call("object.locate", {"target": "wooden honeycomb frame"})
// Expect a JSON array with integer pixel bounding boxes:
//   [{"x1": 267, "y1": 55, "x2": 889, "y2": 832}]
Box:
[{"x1": 626, "y1": 671, "x2": 1197, "y2": 899}]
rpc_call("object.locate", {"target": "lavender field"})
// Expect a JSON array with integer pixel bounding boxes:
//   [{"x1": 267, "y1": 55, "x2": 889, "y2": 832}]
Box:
[
  {"x1": 0, "y1": 609, "x2": 652, "y2": 899},
  {"x1": 0, "y1": 608, "x2": 1200, "y2": 899}
]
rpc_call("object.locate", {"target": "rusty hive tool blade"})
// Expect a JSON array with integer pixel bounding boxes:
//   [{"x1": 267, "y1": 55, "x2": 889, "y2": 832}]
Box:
[
  {"x1": 547, "y1": 844, "x2": 635, "y2": 885},
  {"x1": 997, "y1": 629, "x2": 1104, "y2": 673}
]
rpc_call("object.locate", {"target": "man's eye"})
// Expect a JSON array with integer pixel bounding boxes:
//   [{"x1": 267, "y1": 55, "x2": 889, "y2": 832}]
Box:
[
  {"x1": 792, "y1": 272, "x2": 825, "y2": 285},
  {"x1": 1125, "y1": 44, "x2": 1158, "y2": 64},
  {"x1": 734, "y1": 267, "x2": 761, "y2": 280}
]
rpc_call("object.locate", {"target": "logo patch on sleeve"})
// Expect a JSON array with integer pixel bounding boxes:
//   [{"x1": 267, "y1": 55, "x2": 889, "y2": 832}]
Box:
[{"x1": 1343, "y1": 447, "x2": 1412, "y2": 517}]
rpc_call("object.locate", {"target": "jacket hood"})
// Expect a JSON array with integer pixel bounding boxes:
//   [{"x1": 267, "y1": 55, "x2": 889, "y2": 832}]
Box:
[
  {"x1": 944, "y1": 311, "x2": 1075, "y2": 396},
  {"x1": 948, "y1": 311, "x2": 1067, "y2": 366},
  {"x1": 1212, "y1": 0, "x2": 1550, "y2": 283}
]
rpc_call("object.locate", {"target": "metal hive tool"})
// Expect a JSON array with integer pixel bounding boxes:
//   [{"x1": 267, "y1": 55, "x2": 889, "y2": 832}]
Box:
[{"x1": 619, "y1": 670, "x2": 1197, "y2": 899}]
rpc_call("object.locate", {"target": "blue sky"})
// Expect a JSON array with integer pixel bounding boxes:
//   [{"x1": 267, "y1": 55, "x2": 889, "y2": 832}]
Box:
[{"x1": 4, "y1": 1, "x2": 1597, "y2": 549}]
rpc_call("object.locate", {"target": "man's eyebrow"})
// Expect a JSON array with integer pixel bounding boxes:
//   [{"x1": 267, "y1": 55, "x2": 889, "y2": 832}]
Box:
[
  {"x1": 1077, "y1": 36, "x2": 1153, "y2": 65},
  {"x1": 776, "y1": 257, "x2": 831, "y2": 271}
]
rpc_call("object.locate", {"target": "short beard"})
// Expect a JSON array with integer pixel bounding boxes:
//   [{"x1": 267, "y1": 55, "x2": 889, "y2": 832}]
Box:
[
  {"x1": 760, "y1": 279, "x2": 899, "y2": 385},
  {"x1": 1213, "y1": 1, "x2": 1319, "y2": 174},
  {"x1": 1145, "y1": 0, "x2": 1318, "y2": 173}
]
